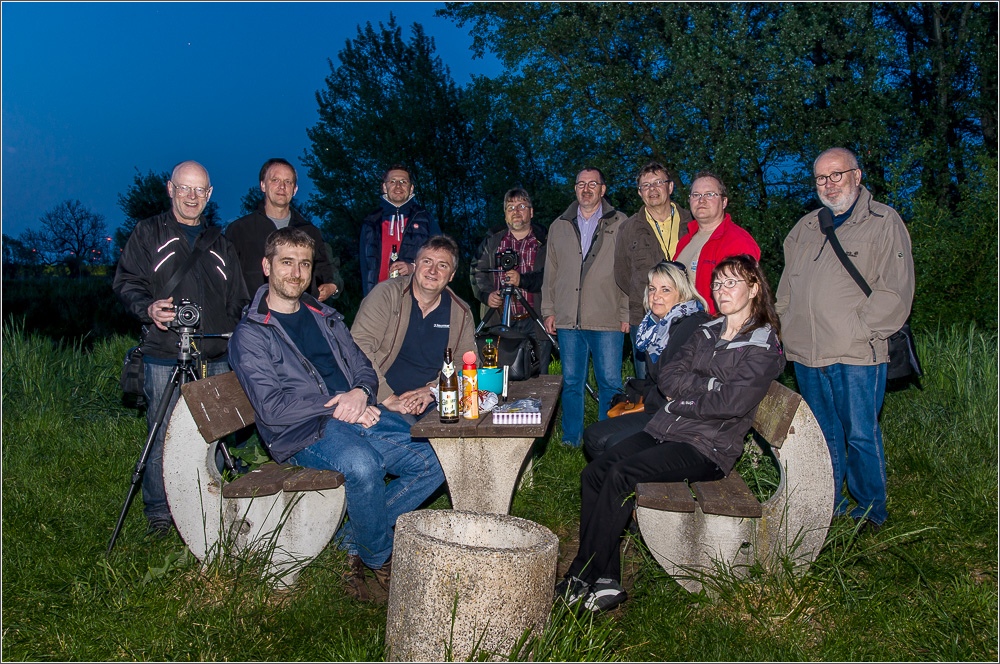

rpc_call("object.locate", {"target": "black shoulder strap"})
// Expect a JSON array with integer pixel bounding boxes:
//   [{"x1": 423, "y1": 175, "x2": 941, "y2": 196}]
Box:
[
  {"x1": 160, "y1": 226, "x2": 223, "y2": 299},
  {"x1": 818, "y1": 208, "x2": 872, "y2": 298}
]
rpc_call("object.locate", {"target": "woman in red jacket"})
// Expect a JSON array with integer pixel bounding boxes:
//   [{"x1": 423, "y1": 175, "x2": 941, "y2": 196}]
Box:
[{"x1": 556, "y1": 254, "x2": 786, "y2": 612}]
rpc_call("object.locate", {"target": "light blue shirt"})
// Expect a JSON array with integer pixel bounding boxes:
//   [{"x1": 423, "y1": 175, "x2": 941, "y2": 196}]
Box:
[{"x1": 577, "y1": 204, "x2": 603, "y2": 258}]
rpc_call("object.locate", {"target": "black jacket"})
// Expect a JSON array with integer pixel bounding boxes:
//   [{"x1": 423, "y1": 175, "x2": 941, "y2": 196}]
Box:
[
  {"x1": 627, "y1": 310, "x2": 712, "y2": 413},
  {"x1": 359, "y1": 198, "x2": 439, "y2": 296},
  {"x1": 113, "y1": 211, "x2": 249, "y2": 361},
  {"x1": 226, "y1": 203, "x2": 342, "y2": 299},
  {"x1": 645, "y1": 318, "x2": 785, "y2": 474}
]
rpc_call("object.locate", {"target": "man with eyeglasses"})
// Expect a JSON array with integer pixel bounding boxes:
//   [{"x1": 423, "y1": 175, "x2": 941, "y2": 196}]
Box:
[
  {"x1": 359, "y1": 164, "x2": 441, "y2": 296},
  {"x1": 776, "y1": 147, "x2": 914, "y2": 534},
  {"x1": 615, "y1": 162, "x2": 693, "y2": 380},
  {"x1": 673, "y1": 170, "x2": 760, "y2": 314},
  {"x1": 113, "y1": 160, "x2": 249, "y2": 538},
  {"x1": 470, "y1": 188, "x2": 552, "y2": 374},
  {"x1": 227, "y1": 158, "x2": 343, "y2": 303},
  {"x1": 542, "y1": 167, "x2": 629, "y2": 448}
]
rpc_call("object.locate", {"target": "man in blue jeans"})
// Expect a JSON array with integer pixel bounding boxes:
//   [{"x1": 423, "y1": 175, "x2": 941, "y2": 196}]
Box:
[
  {"x1": 541, "y1": 167, "x2": 629, "y2": 447},
  {"x1": 776, "y1": 147, "x2": 914, "y2": 532},
  {"x1": 229, "y1": 227, "x2": 444, "y2": 601}
]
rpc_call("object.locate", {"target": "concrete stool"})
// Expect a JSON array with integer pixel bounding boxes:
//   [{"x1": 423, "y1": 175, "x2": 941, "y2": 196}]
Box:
[
  {"x1": 385, "y1": 510, "x2": 559, "y2": 662},
  {"x1": 161, "y1": 372, "x2": 346, "y2": 588}
]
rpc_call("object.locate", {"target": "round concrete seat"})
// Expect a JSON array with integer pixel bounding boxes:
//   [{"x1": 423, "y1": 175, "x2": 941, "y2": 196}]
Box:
[{"x1": 385, "y1": 510, "x2": 558, "y2": 662}]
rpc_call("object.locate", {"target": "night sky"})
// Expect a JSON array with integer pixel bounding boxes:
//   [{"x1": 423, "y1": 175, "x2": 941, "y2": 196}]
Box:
[{"x1": 1, "y1": 2, "x2": 501, "y2": 239}]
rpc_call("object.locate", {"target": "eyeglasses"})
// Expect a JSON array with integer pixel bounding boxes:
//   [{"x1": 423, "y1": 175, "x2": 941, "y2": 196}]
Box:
[
  {"x1": 814, "y1": 169, "x2": 858, "y2": 186},
  {"x1": 689, "y1": 192, "x2": 722, "y2": 201},
  {"x1": 171, "y1": 182, "x2": 210, "y2": 198},
  {"x1": 385, "y1": 178, "x2": 411, "y2": 187},
  {"x1": 638, "y1": 179, "x2": 670, "y2": 192},
  {"x1": 711, "y1": 278, "x2": 746, "y2": 291},
  {"x1": 505, "y1": 203, "x2": 531, "y2": 212},
  {"x1": 575, "y1": 180, "x2": 603, "y2": 190}
]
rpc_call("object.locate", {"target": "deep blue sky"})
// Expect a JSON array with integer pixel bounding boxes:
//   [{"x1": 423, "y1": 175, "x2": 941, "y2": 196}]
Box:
[{"x1": 1, "y1": 2, "x2": 501, "y2": 239}]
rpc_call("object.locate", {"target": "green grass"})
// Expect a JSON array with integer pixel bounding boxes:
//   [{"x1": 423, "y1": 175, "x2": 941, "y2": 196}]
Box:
[{"x1": 2, "y1": 323, "x2": 996, "y2": 661}]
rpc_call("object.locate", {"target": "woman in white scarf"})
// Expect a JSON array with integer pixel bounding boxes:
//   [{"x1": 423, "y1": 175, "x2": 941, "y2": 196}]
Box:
[{"x1": 583, "y1": 261, "x2": 709, "y2": 459}]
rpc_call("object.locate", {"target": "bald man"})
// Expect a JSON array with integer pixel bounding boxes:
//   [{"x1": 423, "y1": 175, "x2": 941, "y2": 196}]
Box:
[{"x1": 113, "y1": 160, "x2": 249, "y2": 538}]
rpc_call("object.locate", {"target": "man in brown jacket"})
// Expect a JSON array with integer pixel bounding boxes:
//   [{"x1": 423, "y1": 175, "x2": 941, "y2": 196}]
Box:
[{"x1": 614, "y1": 162, "x2": 692, "y2": 379}]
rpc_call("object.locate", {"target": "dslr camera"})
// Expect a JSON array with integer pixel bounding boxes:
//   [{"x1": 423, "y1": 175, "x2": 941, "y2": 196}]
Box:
[
  {"x1": 495, "y1": 248, "x2": 519, "y2": 272},
  {"x1": 168, "y1": 298, "x2": 202, "y2": 329}
]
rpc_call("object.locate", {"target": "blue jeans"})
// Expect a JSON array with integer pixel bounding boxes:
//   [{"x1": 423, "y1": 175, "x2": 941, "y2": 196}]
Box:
[
  {"x1": 143, "y1": 358, "x2": 230, "y2": 525},
  {"x1": 557, "y1": 329, "x2": 624, "y2": 447},
  {"x1": 629, "y1": 324, "x2": 648, "y2": 381},
  {"x1": 794, "y1": 362, "x2": 888, "y2": 525},
  {"x1": 288, "y1": 409, "x2": 444, "y2": 569}
]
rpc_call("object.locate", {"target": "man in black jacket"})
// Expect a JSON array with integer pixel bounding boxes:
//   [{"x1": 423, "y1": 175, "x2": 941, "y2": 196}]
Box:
[
  {"x1": 470, "y1": 188, "x2": 552, "y2": 373},
  {"x1": 227, "y1": 158, "x2": 342, "y2": 302},
  {"x1": 113, "y1": 160, "x2": 249, "y2": 538},
  {"x1": 359, "y1": 164, "x2": 440, "y2": 296}
]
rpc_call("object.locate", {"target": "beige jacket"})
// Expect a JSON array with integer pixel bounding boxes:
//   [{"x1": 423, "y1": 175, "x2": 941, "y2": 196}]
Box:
[
  {"x1": 541, "y1": 199, "x2": 629, "y2": 331},
  {"x1": 775, "y1": 186, "x2": 914, "y2": 367},
  {"x1": 350, "y1": 275, "x2": 477, "y2": 403}
]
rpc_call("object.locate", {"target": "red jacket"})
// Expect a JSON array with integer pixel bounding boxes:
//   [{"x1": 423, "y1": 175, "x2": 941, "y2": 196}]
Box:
[{"x1": 673, "y1": 213, "x2": 760, "y2": 315}]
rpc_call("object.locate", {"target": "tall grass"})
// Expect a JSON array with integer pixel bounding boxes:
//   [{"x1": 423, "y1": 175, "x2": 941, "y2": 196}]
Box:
[{"x1": 2, "y1": 323, "x2": 996, "y2": 661}]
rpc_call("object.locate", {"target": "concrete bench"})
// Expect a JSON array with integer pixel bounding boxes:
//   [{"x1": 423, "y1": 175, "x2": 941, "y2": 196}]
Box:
[
  {"x1": 161, "y1": 371, "x2": 346, "y2": 588},
  {"x1": 635, "y1": 380, "x2": 833, "y2": 593}
]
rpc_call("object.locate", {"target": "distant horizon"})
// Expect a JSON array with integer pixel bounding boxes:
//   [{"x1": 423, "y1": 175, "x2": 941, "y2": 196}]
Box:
[{"x1": 1, "y1": 2, "x2": 502, "y2": 240}]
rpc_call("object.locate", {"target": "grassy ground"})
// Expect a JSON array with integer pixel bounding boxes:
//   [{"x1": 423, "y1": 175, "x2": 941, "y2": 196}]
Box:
[{"x1": 2, "y1": 323, "x2": 996, "y2": 661}]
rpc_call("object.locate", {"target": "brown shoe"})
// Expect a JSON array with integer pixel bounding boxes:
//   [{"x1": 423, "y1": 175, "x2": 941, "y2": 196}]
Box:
[
  {"x1": 372, "y1": 555, "x2": 392, "y2": 592},
  {"x1": 343, "y1": 554, "x2": 372, "y2": 601}
]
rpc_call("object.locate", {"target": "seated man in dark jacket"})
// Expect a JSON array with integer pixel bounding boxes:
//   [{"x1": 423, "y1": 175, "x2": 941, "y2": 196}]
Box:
[{"x1": 229, "y1": 227, "x2": 444, "y2": 602}]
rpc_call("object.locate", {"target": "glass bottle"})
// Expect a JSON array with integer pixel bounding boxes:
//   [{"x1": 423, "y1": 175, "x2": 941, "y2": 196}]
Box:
[
  {"x1": 389, "y1": 244, "x2": 400, "y2": 278},
  {"x1": 481, "y1": 337, "x2": 498, "y2": 369},
  {"x1": 439, "y1": 348, "x2": 459, "y2": 423}
]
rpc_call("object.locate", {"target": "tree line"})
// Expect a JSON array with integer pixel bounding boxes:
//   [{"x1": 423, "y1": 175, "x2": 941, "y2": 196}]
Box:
[{"x1": 4, "y1": 3, "x2": 996, "y2": 332}]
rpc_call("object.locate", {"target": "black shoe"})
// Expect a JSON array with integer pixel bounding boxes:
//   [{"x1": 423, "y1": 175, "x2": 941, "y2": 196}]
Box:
[
  {"x1": 853, "y1": 517, "x2": 884, "y2": 535},
  {"x1": 583, "y1": 578, "x2": 628, "y2": 613},
  {"x1": 145, "y1": 519, "x2": 173, "y2": 539},
  {"x1": 554, "y1": 575, "x2": 590, "y2": 605}
]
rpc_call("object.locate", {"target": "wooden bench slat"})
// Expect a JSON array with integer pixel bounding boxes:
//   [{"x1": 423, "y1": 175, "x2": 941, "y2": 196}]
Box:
[
  {"x1": 180, "y1": 372, "x2": 256, "y2": 443},
  {"x1": 283, "y1": 467, "x2": 345, "y2": 492},
  {"x1": 636, "y1": 482, "x2": 696, "y2": 513},
  {"x1": 691, "y1": 473, "x2": 762, "y2": 518},
  {"x1": 750, "y1": 381, "x2": 802, "y2": 450}
]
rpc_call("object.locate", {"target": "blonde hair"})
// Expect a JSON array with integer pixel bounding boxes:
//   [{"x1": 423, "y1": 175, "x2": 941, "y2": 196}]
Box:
[{"x1": 644, "y1": 261, "x2": 707, "y2": 312}]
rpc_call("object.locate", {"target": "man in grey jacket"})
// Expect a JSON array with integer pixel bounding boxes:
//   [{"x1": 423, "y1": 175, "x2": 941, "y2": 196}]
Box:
[
  {"x1": 776, "y1": 147, "x2": 914, "y2": 532},
  {"x1": 229, "y1": 227, "x2": 444, "y2": 601},
  {"x1": 542, "y1": 167, "x2": 629, "y2": 447}
]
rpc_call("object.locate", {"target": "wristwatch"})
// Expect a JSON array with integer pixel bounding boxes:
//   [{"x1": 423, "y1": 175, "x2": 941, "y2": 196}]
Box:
[{"x1": 357, "y1": 384, "x2": 375, "y2": 406}]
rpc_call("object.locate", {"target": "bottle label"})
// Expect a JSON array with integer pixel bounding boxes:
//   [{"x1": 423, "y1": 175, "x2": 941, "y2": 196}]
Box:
[
  {"x1": 440, "y1": 392, "x2": 458, "y2": 418},
  {"x1": 442, "y1": 363, "x2": 455, "y2": 378}
]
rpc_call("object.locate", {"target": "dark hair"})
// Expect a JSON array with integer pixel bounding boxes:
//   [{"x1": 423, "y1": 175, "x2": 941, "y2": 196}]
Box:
[
  {"x1": 712, "y1": 254, "x2": 780, "y2": 339},
  {"x1": 259, "y1": 158, "x2": 297, "y2": 186},
  {"x1": 691, "y1": 170, "x2": 728, "y2": 198},
  {"x1": 383, "y1": 163, "x2": 413, "y2": 183},
  {"x1": 503, "y1": 188, "x2": 533, "y2": 208},
  {"x1": 577, "y1": 166, "x2": 606, "y2": 185},
  {"x1": 635, "y1": 161, "x2": 671, "y2": 188},
  {"x1": 264, "y1": 227, "x2": 314, "y2": 261},
  {"x1": 417, "y1": 234, "x2": 460, "y2": 266}
]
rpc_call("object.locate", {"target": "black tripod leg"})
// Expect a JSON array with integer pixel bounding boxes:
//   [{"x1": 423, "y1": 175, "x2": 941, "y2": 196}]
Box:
[{"x1": 108, "y1": 364, "x2": 183, "y2": 554}]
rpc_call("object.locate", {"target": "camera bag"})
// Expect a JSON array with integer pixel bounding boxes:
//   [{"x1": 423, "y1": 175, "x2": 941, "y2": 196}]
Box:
[{"x1": 476, "y1": 328, "x2": 540, "y2": 381}]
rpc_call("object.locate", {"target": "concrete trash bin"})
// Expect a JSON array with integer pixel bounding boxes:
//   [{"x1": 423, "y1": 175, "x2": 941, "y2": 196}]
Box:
[{"x1": 385, "y1": 510, "x2": 559, "y2": 662}]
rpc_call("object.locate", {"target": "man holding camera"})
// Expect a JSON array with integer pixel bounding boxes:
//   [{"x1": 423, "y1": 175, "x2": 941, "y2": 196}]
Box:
[
  {"x1": 113, "y1": 160, "x2": 249, "y2": 538},
  {"x1": 470, "y1": 188, "x2": 552, "y2": 374}
]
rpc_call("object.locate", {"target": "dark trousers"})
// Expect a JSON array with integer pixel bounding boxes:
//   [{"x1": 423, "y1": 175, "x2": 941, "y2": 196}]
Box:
[
  {"x1": 582, "y1": 411, "x2": 652, "y2": 460},
  {"x1": 567, "y1": 432, "x2": 723, "y2": 585}
]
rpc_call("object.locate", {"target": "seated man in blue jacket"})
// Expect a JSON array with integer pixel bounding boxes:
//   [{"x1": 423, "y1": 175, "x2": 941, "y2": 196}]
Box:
[{"x1": 228, "y1": 227, "x2": 444, "y2": 602}]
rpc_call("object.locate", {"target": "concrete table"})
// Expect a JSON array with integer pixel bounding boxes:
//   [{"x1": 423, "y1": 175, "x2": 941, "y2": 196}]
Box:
[{"x1": 411, "y1": 375, "x2": 562, "y2": 514}]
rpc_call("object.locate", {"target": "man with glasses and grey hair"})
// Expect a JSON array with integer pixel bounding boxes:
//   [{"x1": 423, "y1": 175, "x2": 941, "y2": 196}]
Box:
[
  {"x1": 113, "y1": 160, "x2": 249, "y2": 538},
  {"x1": 673, "y1": 170, "x2": 760, "y2": 314},
  {"x1": 359, "y1": 164, "x2": 441, "y2": 296},
  {"x1": 615, "y1": 162, "x2": 693, "y2": 380},
  {"x1": 471, "y1": 188, "x2": 552, "y2": 373},
  {"x1": 542, "y1": 167, "x2": 629, "y2": 448},
  {"x1": 776, "y1": 147, "x2": 914, "y2": 534}
]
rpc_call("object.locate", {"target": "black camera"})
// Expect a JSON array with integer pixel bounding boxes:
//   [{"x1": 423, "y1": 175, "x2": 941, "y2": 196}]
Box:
[
  {"x1": 169, "y1": 298, "x2": 201, "y2": 329},
  {"x1": 496, "y1": 249, "x2": 519, "y2": 272}
]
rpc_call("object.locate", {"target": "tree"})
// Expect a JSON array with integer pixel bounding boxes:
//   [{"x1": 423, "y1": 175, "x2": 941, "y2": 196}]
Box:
[
  {"x1": 114, "y1": 168, "x2": 222, "y2": 255},
  {"x1": 239, "y1": 186, "x2": 264, "y2": 217},
  {"x1": 19, "y1": 200, "x2": 109, "y2": 277},
  {"x1": 2, "y1": 233, "x2": 43, "y2": 278}
]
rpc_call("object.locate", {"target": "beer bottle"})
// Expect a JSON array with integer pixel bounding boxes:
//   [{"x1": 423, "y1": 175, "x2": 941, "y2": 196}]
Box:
[
  {"x1": 389, "y1": 244, "x2": 400, "y2": 278},
  {"x1": 439, "y1": 348, "x2": 459, "y2": 423}
]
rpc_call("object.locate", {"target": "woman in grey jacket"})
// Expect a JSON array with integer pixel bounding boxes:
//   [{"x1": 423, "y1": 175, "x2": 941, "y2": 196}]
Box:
[{"x1": 557, "y1": 254, "x2": 786, "y2": 612}]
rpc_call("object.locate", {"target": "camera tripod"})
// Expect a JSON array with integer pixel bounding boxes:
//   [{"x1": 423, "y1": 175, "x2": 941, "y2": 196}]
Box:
[
  {"x1": 107, "y1": 326, "x2": 235, "y2": 554},
  {"x1": 475, "y1": 280, "x2": 597, "y2": 401}
]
